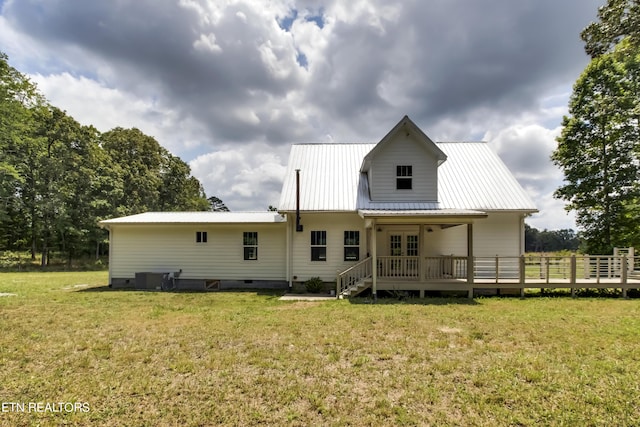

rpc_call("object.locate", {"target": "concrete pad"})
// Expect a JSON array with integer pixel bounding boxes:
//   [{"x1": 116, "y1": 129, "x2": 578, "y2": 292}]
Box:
[{"x1": 279, "y1": 294, "x2": 336, "y2": 301}]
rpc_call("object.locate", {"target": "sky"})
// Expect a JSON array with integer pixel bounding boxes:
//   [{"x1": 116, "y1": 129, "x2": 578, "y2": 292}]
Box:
[{"x1": 0, "y1": 0, "x2": 605, "y2": 231}]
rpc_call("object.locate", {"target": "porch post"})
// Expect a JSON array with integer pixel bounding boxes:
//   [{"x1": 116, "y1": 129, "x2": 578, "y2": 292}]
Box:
[
  {"x1": 372, "y1": 219, "x2": 378, "y2": 302},
  {"x1": 621, "y1": 254, "x2": 628, "y2": 299},
  {"x1": 467, "y1": 222, "x2": 474, "y2": 299},
  {"x1": 286, "y1": 213, "x2": 292, "y2": 289},
  {"x1": 418, "y1": 223, "x2": 424, "y2": 281}
]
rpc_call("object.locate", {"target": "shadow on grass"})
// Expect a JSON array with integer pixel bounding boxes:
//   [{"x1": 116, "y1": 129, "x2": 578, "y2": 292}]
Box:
[
  {"x1": 75, "y1": 286, "x2": 285, "y2": 298},
  {"x1": 524, "y1": 288, "x2": 639, "y2": 299},
  {"x1": 349, "y1": 297, "x2": 481, "y2": 306}
]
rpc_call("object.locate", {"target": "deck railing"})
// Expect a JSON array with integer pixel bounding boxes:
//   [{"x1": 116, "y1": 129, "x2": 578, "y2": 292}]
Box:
[
  {"x1": 369, "y1": 254, "x2": 638, "y2": 284},
  {"x1": 424, "y1": 256, "x2": 468, "y2": 279},
  {"x1": 377, "y1": 256, "x2": 420, "y2": 279}
]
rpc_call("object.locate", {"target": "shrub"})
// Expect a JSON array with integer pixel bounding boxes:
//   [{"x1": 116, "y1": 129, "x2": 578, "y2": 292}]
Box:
[{"x1": 304, "y1": 277, "x2": 324, "y2": 293}]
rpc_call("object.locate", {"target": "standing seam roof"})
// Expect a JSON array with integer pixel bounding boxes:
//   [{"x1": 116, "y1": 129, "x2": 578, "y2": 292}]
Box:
[{"x1": 278, "y1": 142, "x2": 537, "y2": 212}]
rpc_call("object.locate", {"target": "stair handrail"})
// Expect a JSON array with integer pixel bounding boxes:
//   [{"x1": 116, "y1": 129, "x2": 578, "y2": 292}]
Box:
[{"x1": 337, "y1": 257, "x2": 372, "y2": 296}]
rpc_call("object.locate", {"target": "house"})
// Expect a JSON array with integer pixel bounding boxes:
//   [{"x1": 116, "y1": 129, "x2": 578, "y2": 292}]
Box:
[{"x1": 99, "y1": 116, "x2": 537, "y2": 297}]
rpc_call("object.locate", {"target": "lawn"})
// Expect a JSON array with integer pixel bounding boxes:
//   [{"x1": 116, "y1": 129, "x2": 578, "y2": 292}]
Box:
[{"x1": 1, "y1": 272, "x2": 639, "y2": 426}]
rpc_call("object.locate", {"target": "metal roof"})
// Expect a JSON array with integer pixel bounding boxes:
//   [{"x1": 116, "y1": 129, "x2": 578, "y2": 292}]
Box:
[
  {"x1": 360, "y1": 116, "x2": 447, "y2": 172},
  {"x1": 99, "y1": 211, "x2": 286, "y2": 226},
  {"x1": 437, "y1": 142, "x2": 537, "y2": 211},
  {"x1": 279, "y1": 143, "x2": 374, "y2": 212},
  {"x1": 279, "y1": 142, "x2": 537, "y2": 213}
]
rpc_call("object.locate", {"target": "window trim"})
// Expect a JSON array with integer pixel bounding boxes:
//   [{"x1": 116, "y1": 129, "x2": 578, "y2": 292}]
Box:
[
  {"x1": 343, "y1": 230, "x2": 360, "y2": 261},
  {"x1": 396, "y1": 165, "x2": 413, "y2": 190},
  {"x1": 310, "y1": 230, "x2": 327, "y2": 262},
  {"x1": 243, "y1": 231, "x2": 258, "y2": 261}
]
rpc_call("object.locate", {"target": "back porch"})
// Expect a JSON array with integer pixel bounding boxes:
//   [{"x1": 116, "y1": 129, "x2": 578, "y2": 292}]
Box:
[{"x1": 337, "y1": 254, "x2": 640, "y2": 299}]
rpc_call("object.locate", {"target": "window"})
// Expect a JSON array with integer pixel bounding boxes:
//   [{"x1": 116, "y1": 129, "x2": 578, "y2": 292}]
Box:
[
  {"x1": 396, "y1": 165, "x2": 412, "y2": 190},
  {"x1": 344, "y1": 231, "x2": 360, "y2": 261},
  {"x1": 196, "y1": 231, "x2": 207, "y2": 243},
  {"x1": 311, "y1": 230, "x2": 327, "y2": 261},
  {"x1": 243, "y1": 232, "x2": 258, "y2": 260}
]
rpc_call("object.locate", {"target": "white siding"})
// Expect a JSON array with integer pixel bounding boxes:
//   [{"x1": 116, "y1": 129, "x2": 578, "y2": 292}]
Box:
[
  {"x1": 421, "y1": 212, "x2": 523, "y2": 257},
  {"x1": 369, "y1": 134, "x2": 438, "y2": 202},
  {"x1": 109, "y1": 223, "x2": 286, "y2": 280},
  {"x1": 472, "y1": 213, "x2": 522, "y2": 257},
  {"x1": 290, "y1": 213, "x2": 366, "y2": 282}
]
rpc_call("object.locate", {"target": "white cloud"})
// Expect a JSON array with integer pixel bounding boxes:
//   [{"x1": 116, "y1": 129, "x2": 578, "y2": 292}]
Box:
[
  {"x1": 485, "y1": 124, "x2": 575, "y2": 230},
  {"x1": 193, "y1": 33, "x2": 223, "y2": 53},
  {"x1": 189, "y1": 143, "x2": 288, "y2": 211},
  {"x1": 1, "y1": 0, "x2": 603, "y2": 230}
]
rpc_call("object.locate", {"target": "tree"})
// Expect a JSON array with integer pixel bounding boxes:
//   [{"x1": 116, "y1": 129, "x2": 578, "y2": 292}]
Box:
[
  {"x1": 553, "y1": 44, "x2": 640, "y2": 254},
  {"x1": 525, "y1": 224, "x2": 581, "y2": 252},
  {"x1": 553, "y1": 2, "x2": 640, "y2": 255},
  {"x1": 0, "y1": 52, "x2": 211, "y2": 262},
  {"x1": 581, "y1": 0, "x2": 640, "y2": 58},
  {"x1": 0, "y1": 52, "x2": 45, "y2": 252},
  {"x1": 208, "y1": 196, "x2": 229, "y2": 212},
  {"x1": 101, "y1": 128, "x2": 209, "y2": 215},
  {"x1": 158, "y1": 153, "x2": 209, "y2": 211}
]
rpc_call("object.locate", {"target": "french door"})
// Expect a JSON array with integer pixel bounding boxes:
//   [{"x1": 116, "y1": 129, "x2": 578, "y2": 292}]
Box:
[{"x1": 388, "y1": 233, "x2": 419, "y2": 277}]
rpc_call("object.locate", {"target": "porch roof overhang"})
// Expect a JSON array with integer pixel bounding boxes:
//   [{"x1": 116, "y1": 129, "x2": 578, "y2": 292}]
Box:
[{"x1": 357, "y1": 208, "x2": 488, "y2": 225}]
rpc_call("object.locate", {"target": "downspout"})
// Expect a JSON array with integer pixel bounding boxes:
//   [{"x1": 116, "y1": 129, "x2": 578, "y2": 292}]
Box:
[
  {"x1": 106, "y1": 225, "x2": 113, "y2": 287},
  {"x1": 286, "y1": 214, "x2": 292, "y2": 290},
  {"x1": 295, "y1": 169, "x2": 303, "y2": 232}
]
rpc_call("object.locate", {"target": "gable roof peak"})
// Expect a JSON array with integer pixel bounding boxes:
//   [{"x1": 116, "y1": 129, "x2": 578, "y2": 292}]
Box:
[{"x1": 360, "y1": 115, "x2": 447, "y2": 172}]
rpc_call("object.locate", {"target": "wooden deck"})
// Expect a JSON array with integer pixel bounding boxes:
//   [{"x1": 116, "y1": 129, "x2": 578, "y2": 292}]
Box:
[{"x1": 337, "y1": 254, "x2": 640, "y2": 298}]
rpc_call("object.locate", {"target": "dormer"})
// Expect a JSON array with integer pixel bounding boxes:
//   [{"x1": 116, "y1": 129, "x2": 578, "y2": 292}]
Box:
[{"x1": 360, "y1": 116, "x2": 447, "y2": 202}]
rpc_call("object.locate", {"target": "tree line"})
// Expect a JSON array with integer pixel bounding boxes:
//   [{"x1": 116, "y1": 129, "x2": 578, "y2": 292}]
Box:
[
  {"x1": 0, "y1": 52, "x2": 214, "y2": 265},
  {"x1": 524, "y1": 224, "x2": 580, "y2": 253}
]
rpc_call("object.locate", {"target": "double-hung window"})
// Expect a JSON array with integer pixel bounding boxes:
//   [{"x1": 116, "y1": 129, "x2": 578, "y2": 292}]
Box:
[
  {"x1": 396, "y1": 165, "x2": 413, "y2": 190},
  {"x1": 243, "y1": 232, "x2": 258, "y2": 260},
  {"x1": 344, "y1": 231, "x2": 360, "y2": 261},
  {"x1": 310, "y1": 231, "x2": 327, "y2": 261}
]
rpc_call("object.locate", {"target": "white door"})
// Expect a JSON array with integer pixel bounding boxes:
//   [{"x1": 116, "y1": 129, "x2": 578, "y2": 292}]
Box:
[{"x1": 388, "y1": 233, "x2": 419, "y2": 277}]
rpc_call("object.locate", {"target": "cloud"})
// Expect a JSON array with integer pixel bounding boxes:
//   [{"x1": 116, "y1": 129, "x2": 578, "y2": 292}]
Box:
[
  {"x1": 0, "y1": 0, "x2": 604, "y2": 229},
  {"x1": 486, "y1": 124, "x2": 575, "y2": 230},
  {"x1": 189, "y1": 143, "x2": 289, "y2": 211}
]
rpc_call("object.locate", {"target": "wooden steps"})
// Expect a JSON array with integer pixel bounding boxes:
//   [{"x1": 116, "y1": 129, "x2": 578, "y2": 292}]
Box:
[{"x1": 338, "y1": 280, "x2": 371, "y2": 299}]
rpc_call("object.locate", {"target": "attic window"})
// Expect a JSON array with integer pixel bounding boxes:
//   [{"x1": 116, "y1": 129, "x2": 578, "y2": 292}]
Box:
[{"x1": 396, "y1": 165, "x2": 412, "y2": 190}]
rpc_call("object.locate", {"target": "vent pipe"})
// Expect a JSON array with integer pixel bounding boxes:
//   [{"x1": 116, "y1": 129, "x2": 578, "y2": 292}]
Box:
[{"x1": 295, "y1": 169, "x2": 303, "y2": 232}]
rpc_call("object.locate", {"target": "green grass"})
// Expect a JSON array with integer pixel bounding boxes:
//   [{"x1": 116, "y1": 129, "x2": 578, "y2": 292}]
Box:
[{"x1": 1, "y1": 272, "x2": 640, "y2": 426}]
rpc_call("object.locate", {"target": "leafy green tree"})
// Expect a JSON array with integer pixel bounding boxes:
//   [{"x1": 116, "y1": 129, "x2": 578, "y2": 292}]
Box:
[
  {"x1": 101, "y1": 128, "x2": 164, "y2": 215},
  {"x1": 553, "y1": 43, "x2": 640, "y2": 254},
  {"x1": 525, "y1": 224, "x2": 581, "y2": 253},
  {"x1": 581, "y1": 0, "x2": 640, "y2": 58},
  {"x1": 0, "y1": 52, "x2": 44, "y2": 252},
  {"x1": 553, "y1": 0, "x2": 640, "y2": 254},
  {"x1": 159, "y1": 153, "x2": 209, "y2": 211},
  {"x1": 101, "y1": 128, "x2": 209, "y2": 215},
  {"x1": 0, "y1": 52, "x2": 211, "y2": 262}
]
